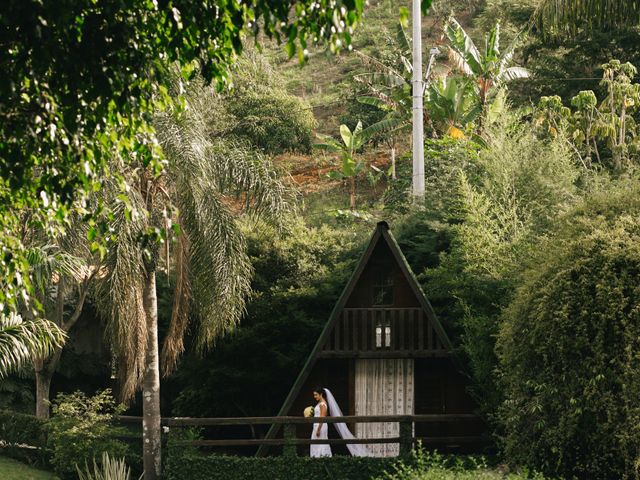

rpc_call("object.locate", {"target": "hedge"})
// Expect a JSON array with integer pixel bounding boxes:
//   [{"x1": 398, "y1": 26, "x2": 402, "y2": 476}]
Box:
[
  {"x1": 165, "y1": 453, "x2": 399, "y2": 480},
  {"x1": 0, "y1": 409, "x2": 48, "y2": 465},
  {"x1": 497, "y1": 193, "x2": 640, "y2": 479}
]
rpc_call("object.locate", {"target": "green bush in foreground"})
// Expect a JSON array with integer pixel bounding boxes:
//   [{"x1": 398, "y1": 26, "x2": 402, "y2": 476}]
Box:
[
  {"x1": 165, "y1": 453, "x2": 396, "y2": 480},
  {"x1": 377, "y1": 449, "x2": 545, "y2": 480},
  {"x1": 165, "y1": 447, "x2": 546, "y2": 480},
  {"x1": 0, "y1": 409, "x2": 48, "y2": 465},
  {"x1": 77, "y1": 452, "x2": 140, "y2": 480},
  {"x1": 498, "y1": 185, "x2": 640, "y2": 479},
  {"x1": 47, "y1": 390, "x2": 132, "y2": 480}
]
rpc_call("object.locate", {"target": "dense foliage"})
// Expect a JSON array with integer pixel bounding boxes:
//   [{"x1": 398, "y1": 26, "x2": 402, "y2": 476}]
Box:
[
  {"x1": 165, "y1": 453, "x2": 397, "y2": 480},
  {"x1": 418, "y1": 109, "x2": 581, "y2": 412},
  {"x1": 376, "y1": 449, "x2": 545, "y2": 480},
  {"x1": 167, "y1": 219, "x2": 364, "y2": 417},
  {"x1": 223, "y1": 54, "x2": 317, "y2": 154},
  {"x1": 0, "y1": 409, "x2": 48, "y2": 465},
  {"x1": 4, "y1": 1, "x2": 640, "y2": 478},
  {"x1": 497, "y1": 184, "x2": 640, "y2": 479},
  {"x1": 0, "y1": 0, "x2": 365, "y2": 316},
  {"x1": 46, "y1": 390, "x2": 134, "y2": 479}
]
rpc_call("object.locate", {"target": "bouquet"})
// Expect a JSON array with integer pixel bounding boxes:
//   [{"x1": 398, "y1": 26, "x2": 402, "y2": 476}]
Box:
[{"x1": 303, "y1": 406, "x2": 315, "y2": 418}]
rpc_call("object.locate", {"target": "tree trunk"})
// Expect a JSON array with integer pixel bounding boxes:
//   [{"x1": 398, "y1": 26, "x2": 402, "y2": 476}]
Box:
[
  {"x1": 349, "y1": 177, "x2": 356, "y2": 210},
  {"x1": 142, "y1": 270, "x2": 162, "y2": 480},
  {"x1": 35, "y1": 363, "x2": 52, "y2": 419}
]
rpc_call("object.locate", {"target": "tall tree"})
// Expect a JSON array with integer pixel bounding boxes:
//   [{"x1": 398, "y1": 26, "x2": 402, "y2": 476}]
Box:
[
  {"x1": 25, "y1": 242, "x2": 97, "y2": 418},
  {"x1": 96, "y1": 74, "x2": 289, "y2": 480},
  {"x1": 0, "y1": 0, "x2": 364, "y2": 321}
]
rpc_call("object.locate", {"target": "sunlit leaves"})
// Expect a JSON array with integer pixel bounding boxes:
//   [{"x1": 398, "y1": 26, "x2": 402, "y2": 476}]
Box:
[
  {"x1": 0, "y1": 0, "x2": 364, "y2": 313},
  {"x1": 0, "y1": 312, "x2": 66, "y2": 377}
]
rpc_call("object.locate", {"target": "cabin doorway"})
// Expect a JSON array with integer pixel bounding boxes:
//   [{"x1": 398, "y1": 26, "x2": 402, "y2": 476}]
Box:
[{"x1": 354, "y1": 359, "x2": 414, "y2": 456}]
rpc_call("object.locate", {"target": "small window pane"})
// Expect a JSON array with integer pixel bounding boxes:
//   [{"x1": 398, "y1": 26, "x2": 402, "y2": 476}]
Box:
[
  {"x1": 384, "y1": 326, "x2": 391, "y2": 347},
  {"x1": 372, "y1": 266, "x2": 394, "y2": 306},
  {"x1": 375, "y1": 326, "x2": 382, "y2": 348}
]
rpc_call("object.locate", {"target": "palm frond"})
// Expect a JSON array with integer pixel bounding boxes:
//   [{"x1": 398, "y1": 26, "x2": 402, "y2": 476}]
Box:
[
  {"x1": 0, "y1": 313, "x2": 66, "y2": 377},
  {"x1": 177, "y1": 187, "x2": 252, "y2": 352},
  {"x1": 353, "y1": 72, "x2": 408, "y2": 89},
  {"x1": 27, "y1": 245, "x2": 85, "y2": 293},
  {"x1": 396, "y1": 22, "x2": 411, "y2": 55},
  {"x1": 445, "y1": 17, "x2": 483, "y2": 75},
  {"x1": 161, "y1": 223, "x2": 191, "y2": 377},
  {"x1": 94, "y1": 181, "x2": 148, "y2": 402},
  {"x1": 362, "y1": 117, "x2": 408, "y2": 139},
  {"x1": 205, "y1": 139, "x2": 290, "y2": 223},
  {"x1": 500, "y1": 67, "x2": 531, "y2": 82},
  {"x1": 314, "y1": 138, "x2": 343, "y2": 153},
  {"x1": 154, "y1": 75, "x2": 291, "y2": 364}
]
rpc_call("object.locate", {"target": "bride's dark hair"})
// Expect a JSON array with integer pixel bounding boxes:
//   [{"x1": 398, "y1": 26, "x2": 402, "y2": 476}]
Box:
[{"x1": 313, "y1": 386, "x2": 325, "y2": 397}]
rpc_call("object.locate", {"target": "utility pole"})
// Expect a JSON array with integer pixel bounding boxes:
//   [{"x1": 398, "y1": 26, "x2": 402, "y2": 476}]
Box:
[{"x1": 411, "y1": 0, "x2": 425, "y2": 199}]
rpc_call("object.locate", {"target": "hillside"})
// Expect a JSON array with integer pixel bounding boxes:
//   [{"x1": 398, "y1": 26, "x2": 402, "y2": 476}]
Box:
[{"x1": 262, "y1": 0, "x2": 478, "y2": 220}]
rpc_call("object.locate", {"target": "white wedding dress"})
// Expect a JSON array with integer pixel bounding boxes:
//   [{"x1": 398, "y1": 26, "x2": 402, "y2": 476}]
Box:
[
  {"x1": 309, "y1": 389, "x2": 371, "y2": 457},
  {"x1": 310, "y1": 401, "x2": 332, "y2": 457}
]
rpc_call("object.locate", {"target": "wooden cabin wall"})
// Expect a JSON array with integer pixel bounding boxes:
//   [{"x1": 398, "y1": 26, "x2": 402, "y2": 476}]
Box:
[
  {"x1": 414, "y1": 358, "x2": 485, "y2": 451},
  {"x1": 345, "y1": 241, "x2": 419, "y2": 309}
]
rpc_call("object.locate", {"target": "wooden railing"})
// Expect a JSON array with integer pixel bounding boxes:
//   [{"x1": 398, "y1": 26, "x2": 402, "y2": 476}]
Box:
[
  {"x1": 116, "y1": 414, "x2": 487, "y2": 456},
  {"x1": 321, "y1": 307, "x2": 448, "y2": 356}
]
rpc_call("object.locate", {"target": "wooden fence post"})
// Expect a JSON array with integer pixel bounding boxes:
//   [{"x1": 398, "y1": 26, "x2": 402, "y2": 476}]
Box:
[
  {"x1": 399, "y1": 420, "x2": 413, "y2": 456},
  {"x1": 283, "y1": 423, "x2": 297, "y2": 457}
]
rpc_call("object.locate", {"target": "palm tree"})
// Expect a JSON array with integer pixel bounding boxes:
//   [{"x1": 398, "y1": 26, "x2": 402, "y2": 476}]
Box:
[
  {"x1": 533, "y1": 0, "x2": 640, "y2": 40},
  {"x1": 96, "y1": 74, "x2": 289, "y2": 480},
  {"x1": 0, "y1": 312, "x2": 65, "y2": 378},
  {"x1": 23, "y1": 242, "x2": 97, "y2": 418},
  {"x1": 445, "y1": 17, "x2": 529, "y2": 112}
]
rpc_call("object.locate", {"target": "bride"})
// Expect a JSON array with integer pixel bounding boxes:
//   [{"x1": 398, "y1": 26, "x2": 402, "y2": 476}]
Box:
[{"x1": 310, "y1": 386, "x2": 370, "y2": 458}]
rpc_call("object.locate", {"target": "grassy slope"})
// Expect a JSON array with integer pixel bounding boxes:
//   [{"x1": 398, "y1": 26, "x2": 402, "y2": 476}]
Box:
[
  {"x1": 261, "y1": 0, "x2": 475, "y2": 221},
  {"x1": 0, "y1": 456, "x2": 58, "y2": 480}
]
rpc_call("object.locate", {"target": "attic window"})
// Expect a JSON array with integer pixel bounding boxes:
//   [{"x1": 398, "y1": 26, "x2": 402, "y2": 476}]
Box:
[{"x1": 372, "y1": 266, "x2": 394, "y2": 306}]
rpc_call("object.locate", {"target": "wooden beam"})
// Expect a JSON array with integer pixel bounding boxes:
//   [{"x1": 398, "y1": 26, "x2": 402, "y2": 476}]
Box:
[
  {"x1": 172, "y1": 435, "x2": 491, "y2": 448},
  {"x1": 167, "y1": 414, "x2": 480, "y2": 426},
  {"x1": 318, "y1": 350, "x2": 449, "y2": 359},
  {"x1": 183, "y1": 437, "x2": 403, "y2": 447}
]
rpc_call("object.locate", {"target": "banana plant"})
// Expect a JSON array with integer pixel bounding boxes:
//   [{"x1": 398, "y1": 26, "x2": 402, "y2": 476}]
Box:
[
  {"x1": 445, "y1": 17, "x2": 529, "y2": 111},
  {"x1": 315, "y1": 121, "x2": 367, "y2": 210},
  {"x1": 425, "y1": 76, "x2": 482, "y2": 138},
  {"x1": 354, "y1": 22, "x2": 414, "y2": 132}
]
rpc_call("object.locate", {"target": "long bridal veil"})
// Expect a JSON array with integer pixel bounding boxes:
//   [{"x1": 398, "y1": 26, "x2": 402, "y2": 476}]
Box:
[{"x1": 323, "y1": 388, "x2": 371, "y2": 457}]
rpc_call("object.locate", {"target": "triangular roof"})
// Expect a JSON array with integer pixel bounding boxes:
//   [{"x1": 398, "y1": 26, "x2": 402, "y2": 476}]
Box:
[{"x1": 256, "y1": 221, "x2": 461, "y2": 456}]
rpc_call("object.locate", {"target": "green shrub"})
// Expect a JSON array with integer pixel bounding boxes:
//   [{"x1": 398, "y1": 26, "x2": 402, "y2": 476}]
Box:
[
  {"x1": 376, "y1": 448, "x2": 545, "y2": 480},
  {"x1": 498, "y1": 184, "x2": 640, "y2": 479},
  {"x1": 223, "y1": 51, "x2": 317, "y2": 155},
  {"x1": 165, "y1": 453, "x2": 397, "y2": 480},
  {"x1": 0, "y1": 409, "x2": 48, "y2": 465},
  {"x1": 47, "y1": 390, "x2": 132, "y2": 480}
]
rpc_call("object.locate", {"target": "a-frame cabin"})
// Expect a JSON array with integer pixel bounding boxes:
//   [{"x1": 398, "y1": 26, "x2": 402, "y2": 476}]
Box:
[{"x1": 259, "y1": 221, "x2": 483, "y2": 456}]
